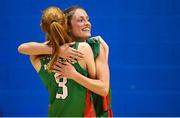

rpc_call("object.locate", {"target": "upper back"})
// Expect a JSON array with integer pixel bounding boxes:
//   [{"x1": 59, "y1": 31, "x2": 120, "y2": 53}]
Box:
[
  {"x1": 74, "y1": 42, "x2": 92, "y2": 69},
  {"x1": 76, "y1": 42, "x2": 96, "y2": 79}
]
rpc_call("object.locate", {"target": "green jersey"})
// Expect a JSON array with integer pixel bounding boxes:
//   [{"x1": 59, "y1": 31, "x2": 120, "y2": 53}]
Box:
[
  {"x1": 38, "y1": 42, "x2": 91, "y2": 117},
  {"x1": 86, "y1": 38, "x2": 113, "y2": 117}
]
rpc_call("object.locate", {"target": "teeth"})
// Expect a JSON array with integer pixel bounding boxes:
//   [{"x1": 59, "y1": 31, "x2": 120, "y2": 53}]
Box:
[
  {"x1": 82, "y1": 30, "x2": 89, "y2": 31},
  {"x1": 82, "y1": 28, "x2": 90, "y2": 31}
]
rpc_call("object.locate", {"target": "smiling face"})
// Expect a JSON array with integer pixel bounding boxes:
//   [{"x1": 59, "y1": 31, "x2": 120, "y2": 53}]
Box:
[{"x1": 70, "y1": 9, "x2": 91, "y2": 41}]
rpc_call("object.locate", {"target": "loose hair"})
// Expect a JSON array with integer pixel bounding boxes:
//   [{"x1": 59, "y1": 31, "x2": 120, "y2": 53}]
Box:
[
  {"x1": 41, "y1": 6, "x2": 72, "y2": 71},
  {"x1": 63, "y1": 5, "x2": 85, "y2": 36}
]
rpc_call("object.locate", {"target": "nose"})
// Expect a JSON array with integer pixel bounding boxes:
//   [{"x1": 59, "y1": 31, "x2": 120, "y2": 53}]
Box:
[{"x1": 84, "y1": 19, "x2": 91, "y2": 27}]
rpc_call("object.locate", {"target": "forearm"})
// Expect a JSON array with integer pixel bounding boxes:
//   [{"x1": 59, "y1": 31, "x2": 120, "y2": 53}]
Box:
[
  {"x1": 18, "y1": 42, "x2": 52, "y2": 55},
  {"x1": 99, "y1": 42, "x2": 109, "y2": 61},
  {"x1": 72, "y1": 72, "x2": 109, "y2": 96}
]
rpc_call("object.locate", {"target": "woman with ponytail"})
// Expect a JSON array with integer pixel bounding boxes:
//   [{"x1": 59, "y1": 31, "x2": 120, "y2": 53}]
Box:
[{"x1": 18, "y1": 6, "x2": 96, "y2": 117}]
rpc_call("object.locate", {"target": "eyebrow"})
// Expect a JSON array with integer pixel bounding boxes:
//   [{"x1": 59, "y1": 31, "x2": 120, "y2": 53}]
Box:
[{"x1": 79, "y1": 16, "x2": 89, "y2": 19}]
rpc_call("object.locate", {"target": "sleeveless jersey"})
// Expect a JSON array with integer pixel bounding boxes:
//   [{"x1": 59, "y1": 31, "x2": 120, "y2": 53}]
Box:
[
  {"x1": 86, "y1": 38, "x2": 113, "y2": 117},
  {"x1": 38, "y1": 42, "x2": 94, "y2": 117}
]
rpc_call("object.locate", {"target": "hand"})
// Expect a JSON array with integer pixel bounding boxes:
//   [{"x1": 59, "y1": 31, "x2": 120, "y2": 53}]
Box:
[
  {"x1": 52, "y1": 61, "x2": 77, "y2": 79},
  {"x1": 59, "y1": 42, "x2": 84, "y2": 63},
  {"x1": 91, "y1": 36, "x2": 109, "y2": 60},
  {"x1": 90, "y1": 35, "x2": 102, "y2": 41}
]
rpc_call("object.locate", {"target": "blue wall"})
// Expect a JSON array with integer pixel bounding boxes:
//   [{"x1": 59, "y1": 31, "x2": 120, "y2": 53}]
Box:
[{"x1": 0, "y1": 0, "x2": 180, "y2": 117}]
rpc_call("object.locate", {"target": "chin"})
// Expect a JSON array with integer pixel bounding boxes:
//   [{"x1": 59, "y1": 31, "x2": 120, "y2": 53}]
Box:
[
  {"x1": 85, "y1": 33, "x2": 91, "y2": 38},
  {"x1": 80, "y1": 34, "x2": 90, "y2": 39}
]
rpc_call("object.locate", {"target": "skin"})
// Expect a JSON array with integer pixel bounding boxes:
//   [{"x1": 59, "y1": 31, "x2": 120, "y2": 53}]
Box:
[
  {"x1": 18, "y1": 41, "x2": 84, "y2": 62},
  {"x1": 70, "y1": 9, "x2": 91, "y2": 40},
  {"x1": 18, "y1": 8, "x2": 110, "y2": 96}
]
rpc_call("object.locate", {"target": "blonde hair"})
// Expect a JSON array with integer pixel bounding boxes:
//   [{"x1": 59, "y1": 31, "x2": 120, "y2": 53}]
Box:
[{"x1": 41, "y1": 6, "x2": 72, "y2": 71}]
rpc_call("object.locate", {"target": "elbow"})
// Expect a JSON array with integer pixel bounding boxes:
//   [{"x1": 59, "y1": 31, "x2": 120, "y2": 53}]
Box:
[
  {"x1": 99, "y1": 84, "x2": 109, "y2": 96},
  {"x1": 101, "y1": 88, "x2": 109, "y2": 96},
  {"x1": 18, "y1": 44, "x2": 24, "y2": 53},
  {"x1": 18, "y1": 43, "x2": 29, "y2": 54}
]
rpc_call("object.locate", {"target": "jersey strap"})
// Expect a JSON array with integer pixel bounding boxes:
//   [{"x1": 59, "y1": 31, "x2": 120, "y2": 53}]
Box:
[
  {"x1": 86, "y1": 38, "x2": 100, "y2": 59},
  {"x1": 71, "y1": 41, "x2": 79, "y2": 49}
]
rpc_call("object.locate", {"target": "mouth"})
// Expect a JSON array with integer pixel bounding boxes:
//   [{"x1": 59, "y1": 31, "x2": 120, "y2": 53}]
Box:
[{"x1": 81, "y1": 27, "x2": 91, "y2": 32}]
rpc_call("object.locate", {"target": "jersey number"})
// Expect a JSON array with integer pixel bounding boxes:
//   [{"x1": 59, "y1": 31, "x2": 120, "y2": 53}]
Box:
[{"x1": 54, "y1": 73, "x2": 68, "y2": 99}]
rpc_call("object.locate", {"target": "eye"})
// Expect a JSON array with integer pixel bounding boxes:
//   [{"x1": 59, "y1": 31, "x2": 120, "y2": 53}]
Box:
[{"x1": 78, "y1": 19, "x2": 84, "y2": 22}]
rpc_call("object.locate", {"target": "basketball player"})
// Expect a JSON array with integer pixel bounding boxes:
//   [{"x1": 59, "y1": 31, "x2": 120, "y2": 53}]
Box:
[
  {"x1": 19, "y1": 6, "x2": 96, "y2": 117},
  {"x1": 56, "y1": 6, "x2": 113, "y2": 117}
]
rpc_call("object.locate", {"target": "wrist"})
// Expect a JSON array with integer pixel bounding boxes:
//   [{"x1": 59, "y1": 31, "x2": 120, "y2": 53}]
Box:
[{"x1": 72, "y1": 72, "x2": 80, "y2": 80}]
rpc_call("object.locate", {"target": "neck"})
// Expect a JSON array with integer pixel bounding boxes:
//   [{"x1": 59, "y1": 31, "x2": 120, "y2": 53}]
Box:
[{"x1": 76, "y1": 38, "x2": 86, "y2": 42}]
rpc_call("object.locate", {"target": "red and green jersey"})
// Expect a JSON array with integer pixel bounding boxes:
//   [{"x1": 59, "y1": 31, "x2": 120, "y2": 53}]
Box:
[
  {"x1": 38, "y1": 42, "x2": 95, "y2": 117},
  {"x1": 86, "y1": 38, "x2": 113, "y2": 117}
]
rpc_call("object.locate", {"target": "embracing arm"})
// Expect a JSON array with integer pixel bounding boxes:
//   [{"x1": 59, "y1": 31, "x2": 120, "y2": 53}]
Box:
[
  {"x1": 73, "y1": 44, "x2": 109, "y2": 96},
  {"x1": 91, "y1": 36, "x2": 109, "y2": 61},
  {"x1": 54, "y1": 44, "x2": 109, "y2": 96},
  {"x1": 18, "y1": 42, "x2": 52, "y2": 55},
  {"x1": 18, "y1": 42, "x2": 84, "y2": 61},
  {"x1": 29, "y1": 55, "x2": 41, "y2": 72}
]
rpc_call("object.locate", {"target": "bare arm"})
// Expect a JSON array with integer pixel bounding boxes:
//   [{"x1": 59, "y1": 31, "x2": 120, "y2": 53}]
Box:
[
  {"x1": 53, "y1": 44, "x2": 109, "y2": 96},
  {"x1": 83, "y1": 43, "x2": 96, "y2": 79},
  {"x1": 18, "y1": 42, "x2": 52, "y2": 55},
  {"x1": 18, "y1": 42, "x2": 84, "y2": 60},
  {"x1": 91, "y1": 36, "x2": 109, "y2": 61},
  {"x1": 29, "y1": 55, "x2": 41, "y2": 72}
]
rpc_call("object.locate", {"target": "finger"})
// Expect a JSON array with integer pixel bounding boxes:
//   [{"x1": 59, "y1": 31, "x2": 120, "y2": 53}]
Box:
[
  {"x1": 90, "y1": 36, "x2": 98, "y2": 40},
  {"x1": 55, "y1": 61, "x2": 64, "y2": 67},
  {"x1": 61, "y1": 62, "x2": 68, "y2": 66},
  {"x1": 71, "y1": 48, "x2": 84, "y2": 55},
  {"x1": 61, "y1": 61, "x2": 69, "y2": 65},
  {"x1": 54, "y1": 73, "x2": 62, "y2": 79},
  {"x1": 52, "y1": 69, "x2": 60, "y2": 73},
  {"x1": 91, "y1": 36, "x2": 101, "y2": 40},
  {"x1": 68, "y1": 56, "x2": 75, "y2": 60},
  {"x1": 56, "y1": 61, "x2": 66, "y2": 67},
  {"x1": 70, "y1": 50, "x2": 84, "y2": 59},
  {"x1": 53, "y1": 65, "x2": 62, "y2": 71},
  {"x1": 68, "y1": 52, "x2": 78, "y2": 60},
  {"x1": 57, "y1": 75, "x2": 63, "y2": 79},
  {"x1": 65, "y1": 61, "x2": 72, "y2": 66},
  {"x1": 76, "y1": 52, "x2": 84, "y2": 60},
  {"x1": 67, "y1": 57, "x2": 77, "y2": 64},
  {"x1": 70, "y1": 60, "x2": 77, "y2": 64}
]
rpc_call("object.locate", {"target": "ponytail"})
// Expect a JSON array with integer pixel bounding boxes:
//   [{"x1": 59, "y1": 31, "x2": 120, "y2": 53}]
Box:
[{"x1": 47, "y1": 21, "x2": 72, "y2": 71}]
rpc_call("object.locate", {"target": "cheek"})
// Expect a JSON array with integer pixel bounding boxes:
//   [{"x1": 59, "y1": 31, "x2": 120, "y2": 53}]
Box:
[
  {"x1": 71, "y1": 27, "x2": 80, "y2": 36},
  {"x1": 71, "y1": 25, "x2": 82, "y2": 36}
]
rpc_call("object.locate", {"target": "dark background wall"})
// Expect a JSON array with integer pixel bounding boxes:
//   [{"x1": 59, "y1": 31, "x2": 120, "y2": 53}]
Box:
[{"x1": 0, "y1": 0, "x2": 179, "y2": 117}]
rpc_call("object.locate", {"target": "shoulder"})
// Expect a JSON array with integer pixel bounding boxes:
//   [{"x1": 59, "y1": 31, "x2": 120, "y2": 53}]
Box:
[
  {"x1": 78, "y1": 42, "x2": 94, "y2": 60},
  {"x1": 78, "y1": 42, "x2": 92, "y2": 51},
  {"x1": 79, "y1": 42, "x2": 91, "y2": 48}
]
